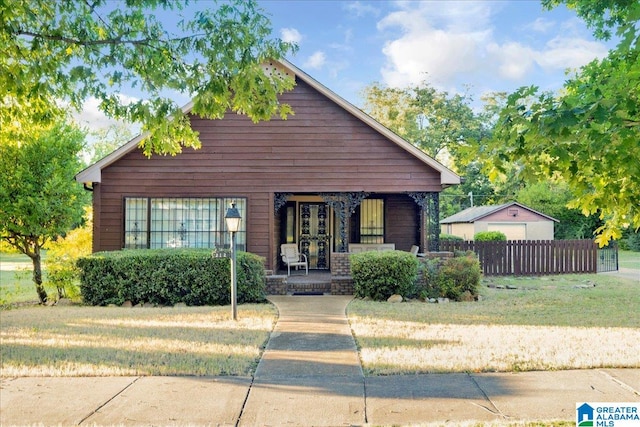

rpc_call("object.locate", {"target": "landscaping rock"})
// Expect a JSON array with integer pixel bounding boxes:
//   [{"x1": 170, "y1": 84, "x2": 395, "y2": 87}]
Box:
[
  {"x1": 174, "y1": 302, "x2": 187, "y2": 308},
  {"x1": 122, "y1": 300, "x2": 133, "y2": 307},
  {"x1": 387, "y1": 294, "x2": 403, "y2": 303},
  {"x1": 437, "y1": 297, "x2": 449, "y2": 303},
  {"x1": 429, "y1": 298, "x2": 437, "y2": 303}
]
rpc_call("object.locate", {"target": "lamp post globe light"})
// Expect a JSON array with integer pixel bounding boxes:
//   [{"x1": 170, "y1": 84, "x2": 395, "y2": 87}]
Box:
[{"x1": 224, "y1": 202, "x2": 242, "y2": 321}]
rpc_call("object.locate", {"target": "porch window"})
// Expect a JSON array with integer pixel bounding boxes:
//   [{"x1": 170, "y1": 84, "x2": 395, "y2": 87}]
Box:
[
  {"x1": 124, "y1": 197, "x2": 246, "y2": 250},
  {"x1": 359, "y1": 199, "x2": 384, "y2": 243}
]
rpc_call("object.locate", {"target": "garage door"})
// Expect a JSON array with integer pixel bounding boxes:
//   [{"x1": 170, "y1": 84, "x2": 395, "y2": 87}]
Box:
[{"x1": 488, "y1": 223, "x2": 526, "y2": 240}]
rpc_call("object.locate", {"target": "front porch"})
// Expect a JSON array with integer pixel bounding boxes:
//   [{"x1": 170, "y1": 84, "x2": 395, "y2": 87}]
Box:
[
  {"x1": 273, "y1": 192, "x2": 441, "y2": 273},
  {"x1": 265, "y1": 250, "x2": 454, "y2": 296}
]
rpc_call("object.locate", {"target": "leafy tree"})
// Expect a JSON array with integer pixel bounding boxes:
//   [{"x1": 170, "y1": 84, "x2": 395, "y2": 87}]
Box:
[
  {"x1": 362, "y1": 81, "x2": 483, "y2": 163},
  {"x1": 86, "y1": 124, "x2": 136, "y2": 164},
  {"x1": 487, "y1": 0, "x2": 640, "y2": 246},
  {"x1": 0, "y1": 120, "x2": 87, "y2": 304},
  {"x1": 516, "y1": 181, "x2": 601, "y2": 239},
  {"x1": 1, "y1": 0, "x2": 297, "y2": 156},
  {"x1": 46, "y1": 207, "x2": 93, "y2": 300},
  {"x1": 440, "y1": 162, "x2": 497, "y2": 218}
]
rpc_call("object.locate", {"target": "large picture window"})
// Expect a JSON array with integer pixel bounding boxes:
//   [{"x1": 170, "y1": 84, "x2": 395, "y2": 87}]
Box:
[{"x1": 124, "y1": 197, "x2": 246, "y2": 250}]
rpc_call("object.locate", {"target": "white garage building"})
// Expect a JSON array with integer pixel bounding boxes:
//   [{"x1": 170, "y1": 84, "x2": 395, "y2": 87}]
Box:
[{"x1": 440, "y1": 201, "x2": 558, "y2": 241}]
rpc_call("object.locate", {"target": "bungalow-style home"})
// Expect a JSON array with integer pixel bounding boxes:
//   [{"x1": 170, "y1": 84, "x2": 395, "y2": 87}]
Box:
[
  {"x1": 76, "y1": 60, "x2": 460, "y2": 273},
  {"x1": 440, "y1": 202, "x2": 558, "y2": 241}
]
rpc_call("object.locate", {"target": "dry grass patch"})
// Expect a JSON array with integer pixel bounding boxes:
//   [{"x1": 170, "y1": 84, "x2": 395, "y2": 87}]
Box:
[
  {"x1": 1, "y1": 304, "x2": 276, "y2": 377},
  {"x1": 352, "y1": 317, "x2": 640, "y2": 374},
  {"x1": 348, "y1": 274, "x2": 640, "y2": 375}
]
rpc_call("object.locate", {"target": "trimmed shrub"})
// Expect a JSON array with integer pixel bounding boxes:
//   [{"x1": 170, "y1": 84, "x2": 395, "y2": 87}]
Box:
[
  {"x1": 77, "y1": 249, "x2": 266, "y2": 306},
  {"x1": 474, "y1": 231, "x2": 507, "y2": 241},
  {"x1": 436, "y1": 253, "x2": 481, "y2": 301},
  {"x1": 350, "y1": 250, "x2": 419, "y2": 301},
  {"x1": 626, "y1": 231, "x2": 640, "y2": 251},
  {"x1": 414, "y1": 258, "x2": 441, "y2": 300},
  {"x1": 440, "y1": 233, "x2": 464, "y2": 241}
]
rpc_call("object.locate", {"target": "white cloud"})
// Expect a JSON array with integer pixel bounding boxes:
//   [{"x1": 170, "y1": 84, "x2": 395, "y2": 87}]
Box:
[
  {"x1": 304, "y1": 51, "x2": 327, "y2": 70},
  {"x1": 376, "y1": 2, "x2": 609, "y2": 89},
  {"x1": 377, "y1": 7, "x2": 492, "y2": 87},
  {"x1": 536, "y1": 37, "x2": 608, "y2": 71},
  {"x1": 527, "y1": 17, "x2": 556, "y2": 33},
  {"x1": 344, "y1": 1, "x2": 380, "y2": 18},
  {"x1": 487, "y1": 42, "x2": 536, "y2": 80},
  {"x1": 280, "y1": 27, "x2": 302, "y2": 44},
  {"x1": 72, "y1": 95, "x2": 138, "y2": 134}
]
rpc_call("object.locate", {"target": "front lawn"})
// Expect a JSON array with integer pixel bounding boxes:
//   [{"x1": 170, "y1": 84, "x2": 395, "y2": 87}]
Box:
[
  {"x1": 0, "y1": 304, "x2": 276, "y2": 377},
  {"x1": 348, "y1": 273, "x2": 640, "y2": 375}
]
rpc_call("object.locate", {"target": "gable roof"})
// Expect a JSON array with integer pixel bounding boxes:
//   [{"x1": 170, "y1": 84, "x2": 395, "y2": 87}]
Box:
[
  {"x1": 76, "y1": 59, "x2": 460, "y2": 186},
  {"x1": 440, "y1": 201, "x2": 559, "y2": 224}
]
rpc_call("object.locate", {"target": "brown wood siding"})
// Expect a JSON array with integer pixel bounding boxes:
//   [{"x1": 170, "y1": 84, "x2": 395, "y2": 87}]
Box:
[
  {"x1": 94, "y1": 78, "x2": 443, "y2": 268},
  {"x1": 385, "y1": 195, "x2": 419, "y2": 251}
]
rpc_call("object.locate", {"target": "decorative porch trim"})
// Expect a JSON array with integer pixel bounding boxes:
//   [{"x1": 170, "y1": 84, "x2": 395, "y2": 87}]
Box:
[
  {"x1": 274, "y1": 193, "x2": 292, "y2": 215},
  {"x1": 408, "y1": 192, "x2": 440, "y2": 252},
  {"x1": 320, "y1": 192, "x2": 370, "y2": 252}
]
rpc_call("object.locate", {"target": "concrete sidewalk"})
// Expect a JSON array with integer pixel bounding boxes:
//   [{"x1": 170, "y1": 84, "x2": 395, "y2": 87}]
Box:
[{"x1": 1, "y1": 296, "x2": 639, "y2": 426}]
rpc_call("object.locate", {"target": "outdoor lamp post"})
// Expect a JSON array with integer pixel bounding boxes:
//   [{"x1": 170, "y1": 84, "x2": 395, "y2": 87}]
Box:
[{"x1": 225, "y1": 202, "x2": 242, "y2": 321}]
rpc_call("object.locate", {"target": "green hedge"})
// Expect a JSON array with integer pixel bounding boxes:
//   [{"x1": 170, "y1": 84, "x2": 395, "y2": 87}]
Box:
[
  {"x1": 415, "y1": 252, "x2": 481, "y2": 301},
  {"x1": 474, "y1": 231, "x2": 507, "y2": 241},
  {"x1": 440, "y1": 233, "x2": 464, "y2": 241},
  {"x1": 436, "y1": 252, "x2": 481, "y2": 301},
  {"x1": 77, "y1": 249, "x2": 266, "y2": 306},
  {"x1": 350, "y1": 250, "x2": 419, "y2": 301}
]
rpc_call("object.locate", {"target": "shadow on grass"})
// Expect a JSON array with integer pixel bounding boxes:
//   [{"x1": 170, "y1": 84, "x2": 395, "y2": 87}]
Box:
[
  {"x1": 0, "y1": 305, "x2": 276, "y2": 376},
  {"x1": 1, "y1": 343, "x2": 261, "y2": 376}
]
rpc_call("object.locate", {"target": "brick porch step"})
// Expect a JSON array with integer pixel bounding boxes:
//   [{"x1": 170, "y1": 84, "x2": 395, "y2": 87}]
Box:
[{"x1": 287, "y1": 282, "x2": 332, "y2": 294}]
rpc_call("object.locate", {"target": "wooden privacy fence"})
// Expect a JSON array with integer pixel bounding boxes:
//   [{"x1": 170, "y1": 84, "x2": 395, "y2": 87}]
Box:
[{"x1": 440, "y1": 240, "x2": 606, "y2": 276}]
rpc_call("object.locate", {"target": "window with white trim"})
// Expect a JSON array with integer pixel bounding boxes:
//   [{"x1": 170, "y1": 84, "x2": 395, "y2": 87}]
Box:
[{"x1": 124, "y1": 197, "x2": 246, "y2": 250}]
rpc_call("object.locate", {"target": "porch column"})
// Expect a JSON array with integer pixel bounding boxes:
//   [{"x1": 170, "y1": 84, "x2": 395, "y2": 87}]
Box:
[
  {"x1": 408, "y1": 192, "x2": 440, "y2": 252},
  {"x1": 320, "y1": 192, "x2": 370, "y2": 252}
]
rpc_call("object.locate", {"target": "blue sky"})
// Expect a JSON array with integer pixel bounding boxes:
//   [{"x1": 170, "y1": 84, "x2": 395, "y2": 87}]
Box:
[
  {"x1": 78, "y1": 0, "x2": 615, "y2": 131},
  {"x1": 262, "y1": 0, "x2": 612, "y2": 105}
]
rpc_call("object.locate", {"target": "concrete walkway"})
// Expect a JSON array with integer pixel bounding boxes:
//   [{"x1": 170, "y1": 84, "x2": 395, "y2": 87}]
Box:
[{"x1": 1, "y1": 295, "x2": 639, "y2": 426}]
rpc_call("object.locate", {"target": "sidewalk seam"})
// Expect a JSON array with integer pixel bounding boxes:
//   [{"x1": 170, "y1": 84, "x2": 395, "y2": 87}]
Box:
[
  {"x1": 235, "y1": 375, "x2": 256, "y2": 427},
  {"x1": 77, "y1": 376, "x2": 141, "y2": 426},
  {"x1": 468, "y1": 373, "x2": 509, "y2": 420},
  {"x1": 598, "y1": 369, "x2": 640, "y2": 396}
]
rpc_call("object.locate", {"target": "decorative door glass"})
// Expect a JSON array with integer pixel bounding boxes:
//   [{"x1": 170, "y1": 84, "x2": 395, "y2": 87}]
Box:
[{"x1": 299, "y1": 203, "x2": 329, "y2": 269}]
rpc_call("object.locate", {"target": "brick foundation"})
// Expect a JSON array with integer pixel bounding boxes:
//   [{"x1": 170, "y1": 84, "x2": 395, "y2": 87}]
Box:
[
  {"x1": 331, "y1": 276, "x2": 354, "y2": 295},
  {"x1": 329, "y1": 252, "x2": 353, "y2": 295},
  {"x1": 265, "y1": 275, "x2": 287, "y2": 295}
]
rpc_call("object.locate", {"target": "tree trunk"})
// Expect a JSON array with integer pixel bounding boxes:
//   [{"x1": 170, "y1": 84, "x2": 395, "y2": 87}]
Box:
[{"x1": 30, "y1": 246, "x2": 48, "y2": 304}]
